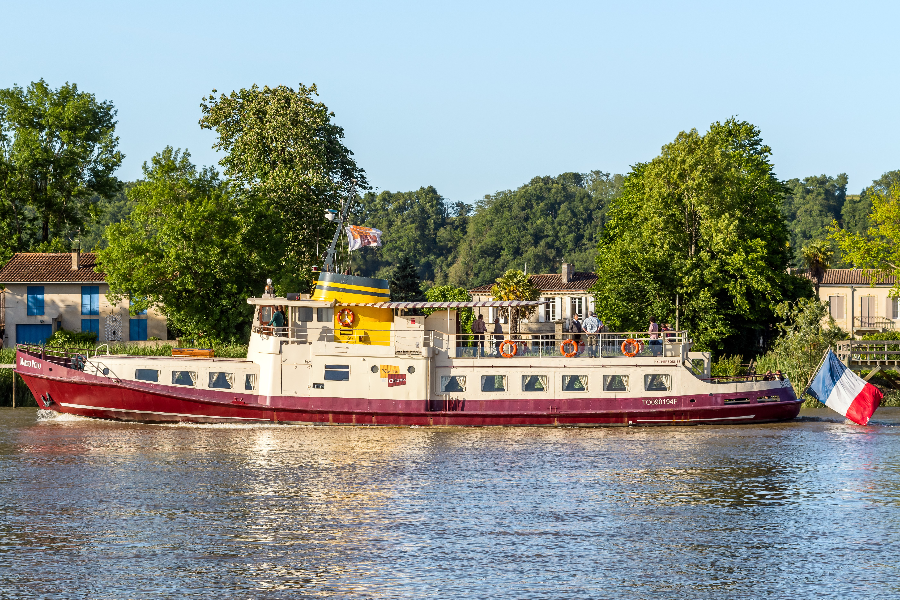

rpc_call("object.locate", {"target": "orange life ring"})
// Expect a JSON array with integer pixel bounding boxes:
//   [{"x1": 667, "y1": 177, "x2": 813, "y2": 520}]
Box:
[
  {"x1": 338, "y1": 308, "x2": 355, "y2": 327},
  {"x1": 560, "y1": 339, "x2": 578, "y2": 358},
  {"x1": 499, "y1": 340, "x2": 518, "y2": 358},
  {"x1": 621, "y1": 338, "x2": 640, "y2": 357}
]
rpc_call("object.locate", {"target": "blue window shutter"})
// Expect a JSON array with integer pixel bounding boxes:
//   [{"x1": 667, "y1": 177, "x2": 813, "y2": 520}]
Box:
[
  {"x1": 81, "y1": 319, "x2": 100, "y2": 338},
  {"x1": 91, "y1": 287, "x2": 99, "y2": 315},
  {"x1": 82, "y1": 286, "x2": 99, "y2": 315},
  {"x1": 27, "y1": 286, "x2": 44, "y2": 316}
]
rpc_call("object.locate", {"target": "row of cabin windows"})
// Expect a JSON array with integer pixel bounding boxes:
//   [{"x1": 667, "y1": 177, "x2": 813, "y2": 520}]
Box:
[
  {"x1": 258, "y1": 306, "x2": 332, "y2": 324},
  {"x1": 828, "y1": 295, "x2": 900, "y2": 320},
  {"x1": 135, "y1": 369, "x2": 257, "y2": 391},
  {"x1": 439, "y1": 374, "x2": 672, "y2": 393}
]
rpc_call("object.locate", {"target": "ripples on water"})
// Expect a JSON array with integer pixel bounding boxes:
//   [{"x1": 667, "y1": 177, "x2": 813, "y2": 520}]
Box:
[{"x1": 2, "y1": 408, "x2": 900, "y2": 599}]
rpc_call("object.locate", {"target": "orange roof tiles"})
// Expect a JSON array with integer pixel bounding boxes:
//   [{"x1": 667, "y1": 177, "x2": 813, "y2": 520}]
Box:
[
  {"x1": 0, "y1": 253, "x2": 105, "y2": 283},
  {"x1": 470, "y1": 272, "x2": 598, "y2": 294}
]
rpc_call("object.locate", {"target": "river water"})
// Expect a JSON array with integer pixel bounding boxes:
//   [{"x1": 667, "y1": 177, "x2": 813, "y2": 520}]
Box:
[{"x1": 1, "y1": 408, "x2": 899, "y2": 599}]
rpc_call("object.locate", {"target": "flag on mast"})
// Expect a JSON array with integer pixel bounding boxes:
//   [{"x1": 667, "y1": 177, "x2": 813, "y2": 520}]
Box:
[
  {"x1": 806, "y1": 350, "x2": 882, "y2": 425},
  {"x1": 345, "y1": 226, "x2": 383, "y2": 251}
]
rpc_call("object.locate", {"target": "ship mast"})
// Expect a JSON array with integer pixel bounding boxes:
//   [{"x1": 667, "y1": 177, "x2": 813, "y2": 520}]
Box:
[{"x1": 322, "y1": 180, "x2": 355, "y2": 273}]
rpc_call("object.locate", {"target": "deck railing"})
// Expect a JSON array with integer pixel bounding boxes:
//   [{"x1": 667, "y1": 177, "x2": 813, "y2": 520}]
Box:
[{"x1": 453, "y1": 331, "x2": 688, "y2": 359}]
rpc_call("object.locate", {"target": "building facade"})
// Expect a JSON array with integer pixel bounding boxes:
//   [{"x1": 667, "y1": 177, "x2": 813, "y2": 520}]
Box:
[
  {"x1": 0, "y1": 252, "x2": 168, "y2": 346},
  {"x1": 469, "y1": 263, "x2": 598, "y2": 334},
  {"x1": 815, "y1": 269, "x2": 898, "y2": 337}
]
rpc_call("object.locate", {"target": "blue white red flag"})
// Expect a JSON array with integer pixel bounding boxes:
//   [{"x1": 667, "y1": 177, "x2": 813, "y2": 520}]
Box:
[{"x1": 807, "y1": 350, "x2": 882, "y2": 425}]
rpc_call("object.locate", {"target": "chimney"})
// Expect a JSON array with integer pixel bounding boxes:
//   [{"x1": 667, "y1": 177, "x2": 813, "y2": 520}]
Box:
[
  {"x1": 562, "y1": 262, "x2": 573, "y2": 283},
  {"x1": 71, "y1": 250, "x2": 80, "y2": 271}
]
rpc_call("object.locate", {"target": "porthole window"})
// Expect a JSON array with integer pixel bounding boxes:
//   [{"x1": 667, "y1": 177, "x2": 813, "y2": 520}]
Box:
[
  {"x1": 407, "y1": 366, "x2": 415, "y2": 374},
  {"x1": 371, "y1": 365, "x2": 379, "y2": 374}
]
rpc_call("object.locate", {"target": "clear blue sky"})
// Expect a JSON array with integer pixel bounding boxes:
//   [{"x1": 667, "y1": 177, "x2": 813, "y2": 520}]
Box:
[{"x1": 4, "y1": 1, "x2": 898, "y2": 201}]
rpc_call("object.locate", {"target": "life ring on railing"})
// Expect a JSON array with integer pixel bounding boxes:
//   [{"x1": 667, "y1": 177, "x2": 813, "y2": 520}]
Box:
[
  {"x1": 560, "y1": 339, "x2": 578, "y2": 358},
  {"x1": 338, "y1": 308, "x2": 355, "y2": 327},
  {"x1": 499, "y1": 340, "x2": 518, "y2": 358},
  {"x1": 621, "y1": 338, "x2": 640, "y2": 357}
]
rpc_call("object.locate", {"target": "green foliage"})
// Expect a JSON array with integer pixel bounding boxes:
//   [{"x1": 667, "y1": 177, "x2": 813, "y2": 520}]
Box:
[
  {"x1": 593, "y1": 118, "x2": 812, "y2": 356},
  {"x1": 46, "y1": 329, "x2": 98, "y2": 347},
  {"x1": 350, "y1": 186, "x2": 466, "y2": 286},
  {"x1": 491, "y1": 269, "x2": 540, "y2": 334},
  {"x1": 0, "y1": 79, "x2": 123, "y2": 253},
  {"x1": 842, "y1": 170, "x2": 900, "y2": 236},
  {"x1": 781, "y1": 174, "x2": 847, "y2": 267},
  {"x1": 390, "y1": 255, "x2": 424, "y2": 301},
  {"x1": 100, "y1": 147, "x2": 267, "y2": 342},
  {"x1": 80, "y1": 184, "x2": 138, "y2": 250},
  {"x1": 754, "y1": 298, "x2": 847, "y2": 403},
  {"x1": 423, "y1": 285, "x2": 474, "y2": 333},
  {"x1": 199, "y1": 84, "x2": 366, "y2": 279},
  {"x1": 711, "y1": 355, "x2": 745, "y2": 377},
  {"x1": 449, "y1": 171, "x2": 622, "y2": 287},
  {"x1": 801, "y1": 239, "x2": 832, "y2": 294}
]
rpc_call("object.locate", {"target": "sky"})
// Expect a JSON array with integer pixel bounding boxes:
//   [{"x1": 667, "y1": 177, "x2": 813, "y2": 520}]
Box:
[{"x1": 3, "y1": 1, "x2": 898, "y2": 202}]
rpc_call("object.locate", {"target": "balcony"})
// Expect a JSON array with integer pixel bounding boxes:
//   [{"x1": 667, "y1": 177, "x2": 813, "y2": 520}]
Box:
[{"x1": 854, "y1": 317, "x2": 896, "y2": 332}]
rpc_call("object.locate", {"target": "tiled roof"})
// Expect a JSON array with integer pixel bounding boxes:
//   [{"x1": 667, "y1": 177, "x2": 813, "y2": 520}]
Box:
[
  {"x1": 818, "y1": 268, "x2": 896, "y2": 286},
  {"x1": 0, "y1": 253, "x2": 105, "y2": 283},
  {"x1": 470, "y1": 272, "x2": 598, "y2": 294}
]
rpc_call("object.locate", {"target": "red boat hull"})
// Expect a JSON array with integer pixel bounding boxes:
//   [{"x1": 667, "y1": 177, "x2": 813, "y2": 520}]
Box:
[{"x1": 17, "y1": 362, "x2": 802, "y2": 427}]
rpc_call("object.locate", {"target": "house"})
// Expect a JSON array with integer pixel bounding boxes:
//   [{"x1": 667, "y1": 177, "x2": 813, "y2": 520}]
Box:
[
  {"x1": 469, "y1": 263, "x2": 598, "y2": 334},
  {"x1": 0, "y1": 252, "x2": 168, "y2": 346},
  {"x1": 814, "y1": 268, "x2": 898, "y2": 337}
]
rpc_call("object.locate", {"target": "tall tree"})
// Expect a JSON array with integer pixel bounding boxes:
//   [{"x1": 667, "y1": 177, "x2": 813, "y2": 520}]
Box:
[
  {"x1": 100, "y1": 148, "x2": 266, "y2": 342},
  {"x1": 199, "y1": 84, "x2": 366, "y2": 289},
  {"x1": 423, "y1": 285, "x2": 474, "y2": 334},
  {"x1": 842, "y1": 170, "x2": 900, "y2": 236},
  {"x1": 593, "y1": 118, "x2": 812, "y2": 355},
  {"x1": 801, "y1": 240, "x2": 831, "y2": 296},
  {"x1": 781, "y1": 174, "x2": 847, "y2": 266},
  {"x1": 390, "y1": 255, "x2": 424, "y2": 301},
  {"x1": 490, "y1": 269, "x2": 539, "y2": 335},
  {"x1": 0, "y1": 79, "x2": 123, "y2": 251}
]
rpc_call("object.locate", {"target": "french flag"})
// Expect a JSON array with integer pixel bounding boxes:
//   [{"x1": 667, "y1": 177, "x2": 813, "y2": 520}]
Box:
[{"x1": 807, "y1": 350, "x2": 882, "y2": 425}]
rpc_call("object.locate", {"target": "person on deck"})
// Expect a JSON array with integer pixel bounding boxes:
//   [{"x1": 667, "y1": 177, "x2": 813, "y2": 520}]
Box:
[
  {"x1": 269, "y1": 305, "x2": 286, "y2": 336},
  {"x1": 473, "y1": 314, "x2": 487, "y2": 357},
  {"x1": 648, "y1": 317, "x2": 660, "y2": 356},
  {"x1": 583, "y1": 312, "x2": 601, "y2": 357},
  {"x1": 493, "y1": 317, "x2": 503, "y2": 356},
  {"x1": 571, "y1": 313, "x2": 584, "y2": 355}
]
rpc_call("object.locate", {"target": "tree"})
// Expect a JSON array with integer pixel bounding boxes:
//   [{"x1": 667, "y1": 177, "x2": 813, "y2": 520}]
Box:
[
  {"x1": 781, "y1": 174, "x2": 847, "y2": 266},
  {"x1": 390, "y1": 255, "x2": 423, "y2": 301},
  {"x1": 100, "y1": 147, "x2": 266, "y2": 342},
  {"x1": 801, "y1": 240, "x2": 831, "y2": 295},
  {"x1": 0, "y1": 79, "x2": 123, "y2": 250},
  {"x1": 448, "y1": 171, "x2": 622, "y2": 287},
  {"x1": 593, "y1": 118, "x2": 812, "y2": 356},
  {"x1": 424, "y1": 285, "x2": 474, "y2": 334},
  {"x1": 199, "y1": 84, "x2": 366, "y2": 286},
  {"x1": 829, "y1": 183, "x2": 900, "y2": 291},
  {"x1": 842, "y1": 170, "x2": 900, "y2": 236},
  {"x1": 490, "y1": 269, "x2": 539, "y2": 335}
]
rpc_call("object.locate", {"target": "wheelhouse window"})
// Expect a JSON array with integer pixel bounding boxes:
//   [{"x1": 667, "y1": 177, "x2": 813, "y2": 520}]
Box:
[
  {"x1": 481, "y1": 375, "x2": 507, "y2": 392},
  {"x1": 522, "y1": 375, "x2": 548, "y2": 392},
  {"x1": 603, "y1": 375, "x2": 629, "y2": 392},
  {"x1": 317, "y1": 307, "x2": 334, "y2": 323},
  {"x1": 172, "y1": 371, "x2": 197, "y2": 386},
  {"x1": 245, "y1": 374, "x2": 257, "y2": 391},
  {"x1": 209, "y1": 372, "x2": 234, "y2": 389},
  {"x1": 324, "y1": 365, "x2": 350, "y2": 381},
  {"x1": 440, "y1": 375, "x2": 466, "y2": 393},
  {"x1": 81, "y1": 286, "x2": 99, "y2": 315},
  {"x1": 644, "y1": 374, "x2": 671, "y2": 391},
  {"x1": 135, "y1": 369, "x2": 159, "y2": 382},
  {"x1": 27, "y1": 286, "x2": 44, "y2": 316},
  {"x1": 259, "y1": 306, "x2": 273, "y2": 324},
  {"x1": 296, "y1": 307, "x2": 314, "y2": 322},
  {"x1": 562, "y1": 375, "x2": 588, "y2": 392}
]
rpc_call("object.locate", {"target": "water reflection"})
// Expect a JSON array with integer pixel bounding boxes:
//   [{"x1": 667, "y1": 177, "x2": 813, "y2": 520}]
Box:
[{"x1": 1, "y1": 408, "x2": 899, "y2": 598}]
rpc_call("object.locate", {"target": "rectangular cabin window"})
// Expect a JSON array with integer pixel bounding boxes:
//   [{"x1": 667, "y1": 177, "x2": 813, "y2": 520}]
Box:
[
  {"x1": 27, "y1": 286, "x2": 44, "y2": 316},
  {"x1": 209, "y1": 372, "x2": 234, "y2": 389},
  {"x1": 440, "y1": 375, "x2": 466, "y2": 393},
  {"x1": 259, "y1": 306, "x2": 273, "y2": 324},
  {"x1": 135, "y1": 369, "x2": 159, "y2": 382},
  {"x1": 828, "y1": 295, "x2": 844, "y2": 320},
  {"x1": 324, "y1": 365, "x2": 350, "y2": 381},
  {"x1": 644, "y1": 374, "x2": 671, "y2": 391},
  {"x1": 522, "y1": 375, "x2": 548, "y2": 392},
  {"x1": 317, "y1": 307, "x2": 334, "y2": 323},
  {"x1": 296, "y1": 307, "x2": 314, "y2": 322},
  {"x1": 562, "y1": 375, "x2": 588, "y2": 392},
  {"x1": 81, "y1": 286, "x2": 99, "y2": 315},
  {"x1": 481, "y1": 375, "x2": 507, "y2": 392},
  {"x1": 603, "y1": 375, "x2": 629, "y2": 392},
  {"x1": 172, "y1": 371, "x2": 197, "y2": 386},
  {"x1": 245, "y1": 374, "x2": 257, "y2": 391}
]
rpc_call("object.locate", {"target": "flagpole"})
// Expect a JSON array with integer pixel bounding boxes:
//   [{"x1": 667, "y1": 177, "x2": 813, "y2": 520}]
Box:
[
  {"x1": 802, "y1": 348, "x2": 832, "y2": 400},
  {"x1": 323, "y1": 180, "x2": 355, "y2": 272}
]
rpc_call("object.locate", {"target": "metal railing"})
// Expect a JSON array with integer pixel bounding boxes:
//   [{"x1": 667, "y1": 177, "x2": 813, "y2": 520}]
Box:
[
  {"x1": 454, "y1": 331, "x2": 687, "y2": 359},
  {"x1": 836, "y1": 340, "x2": 900, "y2": 366}
]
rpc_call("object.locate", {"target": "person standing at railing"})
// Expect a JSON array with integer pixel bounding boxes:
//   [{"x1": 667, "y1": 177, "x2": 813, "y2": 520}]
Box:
[
  {"x1": 583, "y1": 312, "x2": 601, "y2": 357},
  {"x1": 493, "y1": 317, "x2": 503, "y2": 356},
  {"x1": 269, "y1": 305, "x2": 285, "y2": 336},
  {"x1": 571, "y1": 314, "x2": 584, "y2": 355},
  {"x1": 472, "y1": 314, "x2": 486, "y2": 357},
  {"x1": 648, "y1": 317, "x2": 660, "y2": 356}
]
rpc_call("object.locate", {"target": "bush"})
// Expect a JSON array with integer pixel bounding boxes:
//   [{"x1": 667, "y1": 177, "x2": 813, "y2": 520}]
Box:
[
  {"x1": 46, "y1": 329, "x2": 98, "y2": 347},
  {"x1": 711, "y1": 355, "x2": 744, "y2": 377}
]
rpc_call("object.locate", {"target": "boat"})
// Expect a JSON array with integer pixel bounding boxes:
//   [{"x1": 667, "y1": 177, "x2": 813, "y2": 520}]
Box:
[{"x1": 13, "y1": 269, "x2": 802, "y2": 426}]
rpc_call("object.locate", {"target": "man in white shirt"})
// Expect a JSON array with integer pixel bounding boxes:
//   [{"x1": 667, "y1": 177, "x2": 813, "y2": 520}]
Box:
[{"x1": 583, "y1": 312, "x2": 601, "y2": 357}]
